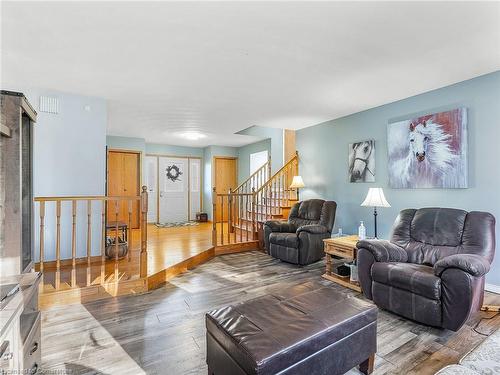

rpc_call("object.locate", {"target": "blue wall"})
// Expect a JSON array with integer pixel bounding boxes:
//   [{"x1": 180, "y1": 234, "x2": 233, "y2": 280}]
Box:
[
  {"x1": 237, "y1": 139, "x2": 271, "y2": 183},
  {"x1": 237, "y1": 126, "x2": 283, "y2": 173},
  {"x1": 296, "y1": 71, "x2": 500, "y2": 286},
  {"x1": 145, "y1": 143, "x2": 204, "y2": 157},
  {"x1": 106, "y1": 136, "x2": 146, "y2": 154},
  {"x1": 23, "y1": 89, "x2": 107, "y2": 261}
]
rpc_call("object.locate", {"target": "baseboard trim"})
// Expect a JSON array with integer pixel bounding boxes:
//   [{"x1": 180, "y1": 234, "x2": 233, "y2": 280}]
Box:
[{"x1": 485, "y1": 283, "x2": 500, "y2": 295}]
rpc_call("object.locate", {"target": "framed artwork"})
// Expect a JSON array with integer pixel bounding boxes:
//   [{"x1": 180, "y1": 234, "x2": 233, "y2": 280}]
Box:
[
  {"x1": 349, "y1": 140, "x2": 375, "y2": 182},
  {"x1": 387, "y1": 108, "x2": 467, "y2": 188}
]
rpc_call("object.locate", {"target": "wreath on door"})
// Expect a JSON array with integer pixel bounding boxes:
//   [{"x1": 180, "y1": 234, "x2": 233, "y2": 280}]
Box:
[{"x1": 166, "y1": 164, "x2": 183, "y2": 182}]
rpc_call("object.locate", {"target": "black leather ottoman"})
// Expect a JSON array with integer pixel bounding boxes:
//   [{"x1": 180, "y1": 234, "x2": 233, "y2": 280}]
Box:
[{"x1": 205, "y1": 281, "x2": 377, "y2": 375}]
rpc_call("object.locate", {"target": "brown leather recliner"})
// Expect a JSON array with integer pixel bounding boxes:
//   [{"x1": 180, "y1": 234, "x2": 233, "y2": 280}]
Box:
[
  {"x1": 357, "y1": 208, "x2": 496, "y2": 331},
  {"x1": 264, "y1": 199, "x2": 337, "y2": 265}
]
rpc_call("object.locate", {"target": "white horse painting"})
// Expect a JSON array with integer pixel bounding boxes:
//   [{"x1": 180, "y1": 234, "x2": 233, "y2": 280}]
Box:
[
  {"x1": 349, "y1": 140, "x2": 375, "y2": 182},
  {"x1": 388, "y1": 108, "x2": 467, "y2": 188}
]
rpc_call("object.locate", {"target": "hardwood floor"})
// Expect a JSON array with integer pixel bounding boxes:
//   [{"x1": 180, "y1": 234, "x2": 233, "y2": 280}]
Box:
[
  {"x1": 147, "y1": 222, "x2": 214, "y2": 275},
  {"x1": 41, "y1": 251, "x2": 500, "y2": 375}
]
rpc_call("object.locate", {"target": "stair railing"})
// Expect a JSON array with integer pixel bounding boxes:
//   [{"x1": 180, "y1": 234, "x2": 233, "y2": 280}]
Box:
[
  {"x1": 233, "y1": 154, "x2": 271, "y2": 195},
  {"x1": 212, "y1": 152, "x2": 299, "y2": 247},
  {"x1": 252, "y1": 151, "x2": 299, "y2": 236}
]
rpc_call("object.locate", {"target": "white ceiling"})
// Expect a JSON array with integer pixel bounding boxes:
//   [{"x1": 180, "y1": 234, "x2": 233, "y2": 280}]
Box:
[{"x1": 2, "y1": 1, "x2": 500, "y2": 147}]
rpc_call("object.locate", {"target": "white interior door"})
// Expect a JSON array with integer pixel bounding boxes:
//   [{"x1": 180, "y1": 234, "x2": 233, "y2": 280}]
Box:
[
  {"x1": 189, "y1": 158, "x2": 201, "y2": 220},
  {"x1": 144, "y1": 156, "x2": 158, "y2": 223},
  {"x1": 159, "y1": 157, "x2": 188, "y2": 223}
]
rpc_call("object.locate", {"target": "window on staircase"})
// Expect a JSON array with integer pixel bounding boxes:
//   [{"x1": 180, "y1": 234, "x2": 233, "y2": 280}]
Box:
[{"x1": 249, "y1": 150, "x2": 269, "y2": 189}]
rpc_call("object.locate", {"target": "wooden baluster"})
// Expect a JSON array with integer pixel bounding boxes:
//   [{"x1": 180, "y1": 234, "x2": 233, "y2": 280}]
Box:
[
  {"x1": 238, "y1": 195, "x2": 243, "y2": 242},
  {"x1": 264, "y1": 185, "x2": 268, "y2": 220},
  {"x1": 39, "y1": 201, "x2": 45, "y2": 282},
  {"x1": 276, "y1": 172, "x2": 282, "y2": 211},
  {"x1": 220, "y1": 196, "x2": 224, "y2": 245},
  {"x1": 267, "y1": 155, "x2": 271, "y2": 182},
  {"x1": 140, "y1": 186, "x2": 148, "y2": 278},
  {"x1": 212, "y1": 188, "x2": 217, "y2": 246},
  {"x1": 127, "y1": 200, "x2": 132, "y2": 262},
  {"x1": 55, "y1": 201, "x2": 61, "y2": 290},
  {"x1": 268, "y1": 184, "x2": 271, "y2": 218},
  {"x1": 227, "y1": 193, "x2": 231, "y2": 244},
  {"x1": 273, "y1": 177, "x2": 277, "y2": 215},
  {"x1": 114, "y1": 200, "x2": 119, "y2": 282},
  {"x1": 245, "y1": 194, "x2": 249, "y2": 241},
  {"x1": 228, "y1": 189, "x2": 232, "y2": 236},
  {"x1": 101, "y1": 200, "x2": 106, "y2": 283},
  {"x1": 251, "y1": 188, "x2": 256, "y2": 240},
  {"x1": 71, "y1": 200, "x2": 77, "y2": 288},
  {"x1": 288, "y1": 167, "x2": 290, "y2": 201},
  {"x1": 295, "y1": 157, "x2": 299, "y2": 199},
  {"x1": 87, "y1": 200, "x2": 92, "y2": 287}
]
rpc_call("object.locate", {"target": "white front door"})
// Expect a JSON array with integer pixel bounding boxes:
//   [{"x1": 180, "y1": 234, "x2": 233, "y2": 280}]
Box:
[
  {"x1": 189, "y1": 158, "x2": 201, "y2": 220},
  {"x1": 144, "y1": 156, "x2": 158, "y2": 223},
  {"x1": 159, "y1": 157, "x2": 189, "y2": 223}
]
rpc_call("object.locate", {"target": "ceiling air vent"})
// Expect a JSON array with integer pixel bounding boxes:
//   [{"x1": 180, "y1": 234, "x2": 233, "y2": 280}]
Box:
[{"x1": 39, "y1": 96, "x2": 59, "y2": 114}]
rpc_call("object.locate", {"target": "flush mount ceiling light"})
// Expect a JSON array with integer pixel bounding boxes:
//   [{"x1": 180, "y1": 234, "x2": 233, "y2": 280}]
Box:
[{"x1": 178, "y1": 131, "x2": 207, "y2": 141}]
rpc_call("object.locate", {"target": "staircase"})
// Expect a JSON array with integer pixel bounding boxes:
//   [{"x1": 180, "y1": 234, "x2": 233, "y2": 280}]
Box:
[{"x1": 212, "y1": 152, "x2": 299, "y2": 251}]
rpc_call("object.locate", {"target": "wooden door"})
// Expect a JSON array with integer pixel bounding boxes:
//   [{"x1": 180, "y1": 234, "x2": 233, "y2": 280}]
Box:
[
  {"x1": 214, "y1": 157, "x2": 237, "y2": 222},
  {"x1": 107, "y1": 150, "x2": 140, "y2": 228}
]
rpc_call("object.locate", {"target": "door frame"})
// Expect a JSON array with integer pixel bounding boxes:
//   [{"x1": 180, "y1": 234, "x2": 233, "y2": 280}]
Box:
[
  {"x1": 212, "y1": 156, "x2": 238, "y2": 223},
  {"x1": 106, "y1": 148, "x2": 143, "y2": 195},
  {"x1": 106, "y1": 148, "x2": 143, "y2": 227},
  {"x1": 212, "y1": 156, "x2": 238, "y2": 193},
  {"x1": 146, "y1": 154, "x2": 203, "y2": 222}
]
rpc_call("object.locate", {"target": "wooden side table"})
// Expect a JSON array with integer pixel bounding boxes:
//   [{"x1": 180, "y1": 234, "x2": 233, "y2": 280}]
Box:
[{"x1": 322, "y1": 235, "x2": 362, "y2": 292}]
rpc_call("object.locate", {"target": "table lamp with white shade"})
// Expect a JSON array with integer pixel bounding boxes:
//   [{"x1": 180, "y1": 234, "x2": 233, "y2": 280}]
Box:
[
  {"x1": 361, "y1": 187, "x2": 391, "y2": 238},
  {"x1": 290, "y1": 176, "x2": 305, "y2": 201}
]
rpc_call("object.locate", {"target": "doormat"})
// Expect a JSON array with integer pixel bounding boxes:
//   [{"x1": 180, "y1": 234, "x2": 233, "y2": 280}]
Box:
[{"x1": 155, "y1": 221, "x2": 200, "y2": 228}]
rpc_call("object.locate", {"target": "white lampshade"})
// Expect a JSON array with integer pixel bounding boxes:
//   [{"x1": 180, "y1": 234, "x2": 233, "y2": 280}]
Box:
[
  {"x1": 289, "y1": 176, "x2": 305, "y2": 189},
  {"x1": 361, "y1": 188, "x2": 391, "y2": 208}
]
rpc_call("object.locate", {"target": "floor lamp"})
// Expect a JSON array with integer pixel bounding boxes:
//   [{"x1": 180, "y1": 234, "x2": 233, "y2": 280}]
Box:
[{"x1": 361, "y1": 187, "x2": 390, "y2": 238}]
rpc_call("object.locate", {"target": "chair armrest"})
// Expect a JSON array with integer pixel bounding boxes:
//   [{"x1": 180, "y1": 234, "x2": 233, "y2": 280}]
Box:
[
  {"x1": 356, "y1": 239, "x2": 408, "y2": 262},
  {"x1": 263, "y1": 220, "x2": 297, "y2": 233},
  {"x1": 297, "y1": 224, "x2": 329, "y2": 235},
  {"x1": 434, "y1": 254, "x2": 490, "y2": 277}
]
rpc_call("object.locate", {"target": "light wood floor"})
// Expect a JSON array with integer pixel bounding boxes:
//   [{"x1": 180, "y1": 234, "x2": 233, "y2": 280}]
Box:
[
  {"x1": 41, "y1": 251, "x2": 500, "y2": 375},
  {"x1": 147, "y1": 222, "x2": 214, "y2": 275}
]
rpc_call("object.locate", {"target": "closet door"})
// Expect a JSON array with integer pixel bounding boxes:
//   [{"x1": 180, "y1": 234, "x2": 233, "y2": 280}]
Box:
[
  {"x1": 107, "y1": 150, "x2": 140, "y2": 228},
  {"x1": 189, "y1": 158, "x2": 201, "y2": 220},
  {"x1": 144, "y1": 156, "x2": 158, "y2": 223},
  {"x1": 158, "y1": 157, "x2": 188, "y2": 223}
]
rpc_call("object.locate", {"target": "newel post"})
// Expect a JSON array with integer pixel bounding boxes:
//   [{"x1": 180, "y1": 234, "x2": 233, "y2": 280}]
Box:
[
  {"x1": 251, "y1": 187, "x2": 257, "y2": 240},
  {"x1": 228, "y1": 188, "x2": 233, "y2": 234},
  {"x1": 212, "y1": 187, "x2": 217, "y2": 246},
  {"x1": 140, "y1": 186, "x2": 148, "y2": 278}
]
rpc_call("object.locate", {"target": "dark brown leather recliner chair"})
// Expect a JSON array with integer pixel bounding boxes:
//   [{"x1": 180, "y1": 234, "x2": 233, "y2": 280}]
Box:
[
  {"x1": 357, "y1": 208, "x2": 496, "y2": 331},
  {"x1": 264, "y1": 199, "x2": 337, "y2": 265}
]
